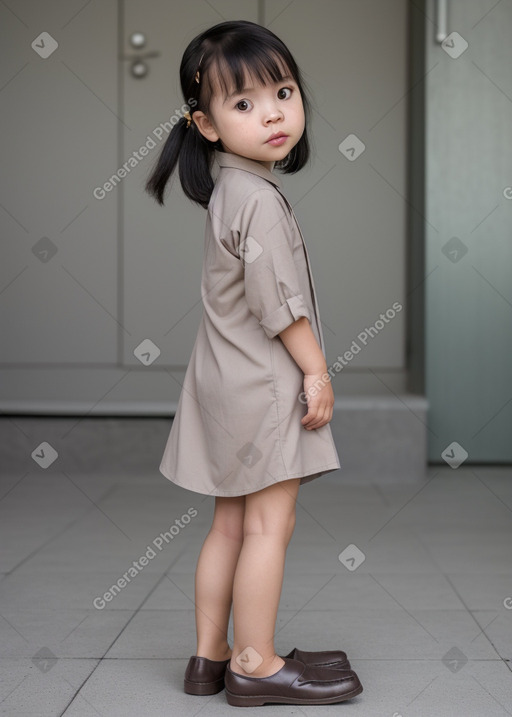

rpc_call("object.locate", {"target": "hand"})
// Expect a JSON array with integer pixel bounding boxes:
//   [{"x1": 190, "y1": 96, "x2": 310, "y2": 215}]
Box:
[{"x1": 301, "y1": 371, "x2": 334, "y2": 430}]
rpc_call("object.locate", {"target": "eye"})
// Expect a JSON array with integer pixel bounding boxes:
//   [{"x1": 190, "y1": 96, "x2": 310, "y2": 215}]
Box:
[
  {"x1": 277, "y1": 87, "x2": 293, "y2": 100},
  {"x1": 235, "y1": 99, "x2": 252, "y2": 111}
]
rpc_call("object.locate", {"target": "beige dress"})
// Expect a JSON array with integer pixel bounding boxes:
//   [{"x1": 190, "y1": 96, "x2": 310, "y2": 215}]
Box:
[{"x1": 159, "y1": 150, "x2": 341, "y2": 496}]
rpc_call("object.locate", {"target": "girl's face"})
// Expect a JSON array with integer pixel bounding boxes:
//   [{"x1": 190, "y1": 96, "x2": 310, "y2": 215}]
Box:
[{"x1": 193, "y1": 69, "x2": 305, "y2": 169}]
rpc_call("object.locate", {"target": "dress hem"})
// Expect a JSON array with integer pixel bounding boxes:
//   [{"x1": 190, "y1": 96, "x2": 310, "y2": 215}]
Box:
[{"x1": 158, "y1": 462, "x2": 341, "y2": 497}]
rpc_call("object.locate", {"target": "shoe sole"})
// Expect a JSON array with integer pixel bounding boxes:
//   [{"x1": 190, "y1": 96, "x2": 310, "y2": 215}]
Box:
[
  {"x1": 224, "y1": 682, "x2": 363, "y2": 707},
  {"x1": 184, "y1": 678, "x2": 225, "y2": 695}
]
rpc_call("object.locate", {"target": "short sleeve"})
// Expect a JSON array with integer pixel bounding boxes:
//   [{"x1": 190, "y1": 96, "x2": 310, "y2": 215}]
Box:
[{"x1": 235, "y1": 188, "x2": 312, "y2": 339}]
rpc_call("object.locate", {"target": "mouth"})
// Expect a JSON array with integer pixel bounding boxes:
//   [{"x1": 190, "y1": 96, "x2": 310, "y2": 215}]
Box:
[{"x1": 266, "y1": 132, "x2": 288, "y2": 146}]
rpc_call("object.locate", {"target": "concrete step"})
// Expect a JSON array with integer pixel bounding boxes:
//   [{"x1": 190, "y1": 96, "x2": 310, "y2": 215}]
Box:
[{"x1": 1, "y1": 395, "x2": 428, "y2": 484}]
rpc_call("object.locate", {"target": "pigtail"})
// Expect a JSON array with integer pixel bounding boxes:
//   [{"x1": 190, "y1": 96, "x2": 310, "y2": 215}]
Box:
[
  {"x1": 144, "y1": 114, "x2": 214, "y2": 209},
  {"x1": 144, "y1": 117, "x2": 186, "y2": 206},
  {"x1": 177, "y1": 122, "x2": 215, "y2": 209}
]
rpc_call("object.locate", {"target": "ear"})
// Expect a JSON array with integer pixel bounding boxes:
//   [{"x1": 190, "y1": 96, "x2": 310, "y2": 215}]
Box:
[{"x1": 192, "y1": 111, "x2": 219, "y2": 142}]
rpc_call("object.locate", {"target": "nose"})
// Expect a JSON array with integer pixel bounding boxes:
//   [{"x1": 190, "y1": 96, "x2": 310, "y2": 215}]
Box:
[{"x1": 264, "y1": 105, "x2": 284, "y2": 124}]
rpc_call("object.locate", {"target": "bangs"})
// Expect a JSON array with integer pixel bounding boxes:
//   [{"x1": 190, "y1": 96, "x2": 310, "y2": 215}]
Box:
[{"x1": 200, "y1": 44, "x2": 298, "y2": 107}]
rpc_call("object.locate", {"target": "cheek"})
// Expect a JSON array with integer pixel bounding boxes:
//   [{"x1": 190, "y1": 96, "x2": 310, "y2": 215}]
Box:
[
  {"x1": 296, "y1": 104, "x2": 306, "y2": 129},
  {"x1": 288, "y1": 105, "x2": 302, "y2": 129},
  {"x1": 231, "y1": 115, "x2": 253, "y2": 135}
]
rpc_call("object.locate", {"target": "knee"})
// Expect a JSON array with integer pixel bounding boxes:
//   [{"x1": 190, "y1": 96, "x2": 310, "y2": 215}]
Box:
[
  {"x1": 243, "y1": 507, "x2": 296, "y2": 544},
  {"x1": 211, "y1": 523, "x2": 244, "y2": 546},
  {"x1": 242, "y1": 479, "x2": 299, "y2": 543},
  {"x1": 211, "y1": 517, "x2": 244, "y2": 545},
  {"x1": 211, "y1": 497, "x2": 245, "y2": 544}
]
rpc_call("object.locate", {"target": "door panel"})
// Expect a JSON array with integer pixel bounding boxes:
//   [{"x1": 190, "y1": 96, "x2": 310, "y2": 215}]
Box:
[{"x1": 424, "y1": 0, "x2": 512, "y2": 460}]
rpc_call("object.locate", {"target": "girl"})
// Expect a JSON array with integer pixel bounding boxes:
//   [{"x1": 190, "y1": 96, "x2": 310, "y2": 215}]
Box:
[{"x1": 145, "y1": 20, "x2": 363, "y2": 707}]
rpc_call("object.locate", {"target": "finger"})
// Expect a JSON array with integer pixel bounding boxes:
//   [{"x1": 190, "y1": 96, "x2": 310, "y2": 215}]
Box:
[
  {"x1": 305, "y1": 406, "x2": 329, "y2": 430},
  {"x1": 304, "y1": 413, "x2": 323, "y2": 429},
  {"x1": 301, "y1": 411, "x2": 316, "y2": 426},
  {"x1": 301, "y1": 407, "x2": 320, "y2": 426}
]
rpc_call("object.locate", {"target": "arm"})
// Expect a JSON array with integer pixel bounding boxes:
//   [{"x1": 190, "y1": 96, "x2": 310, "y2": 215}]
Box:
[{"x1": 278, "y1": 316, "x2": 335, "y2": 430}]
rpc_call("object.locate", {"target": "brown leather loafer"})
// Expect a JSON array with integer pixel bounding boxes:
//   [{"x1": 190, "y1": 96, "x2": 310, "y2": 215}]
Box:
[
  {"x1": 283, "y1": 646, "x2": 351, "y2": 670},
  {"x1": 224, "y1": 657, "x2": 363, "y2": 706},
  {"x1": 184, "y1": 656, "x2": 230, "y2": 695},
  {"x1": 184, "y1": 647, "x2": 351, "y2": 695}
]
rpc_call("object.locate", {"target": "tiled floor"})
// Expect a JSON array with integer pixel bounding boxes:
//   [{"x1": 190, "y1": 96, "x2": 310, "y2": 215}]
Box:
[{"x1": 1, "y1": 462, "x2": 511, "y2": 715}]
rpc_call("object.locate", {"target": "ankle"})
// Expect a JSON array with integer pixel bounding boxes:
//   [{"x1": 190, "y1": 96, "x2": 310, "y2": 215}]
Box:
[
  {"x1": 196, "y1": 643, "x2": 232, "y2": 661},
  {"x1": 230, "y1": 652, "x2": 285, "y2": 678}
]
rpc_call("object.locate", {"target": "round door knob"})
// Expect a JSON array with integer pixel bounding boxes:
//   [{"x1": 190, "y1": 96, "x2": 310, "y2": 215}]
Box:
[
  {"x1": 131, "y1": 60, "x2": 149, "y2": 78},
  {"x1": 130, "y1": 32, "x2": 146, "y2": 49}
]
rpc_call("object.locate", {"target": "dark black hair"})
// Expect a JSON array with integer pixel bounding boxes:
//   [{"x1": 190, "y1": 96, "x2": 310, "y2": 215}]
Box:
[{"x1": 144, "y1": 20, "x2": 312, "y2": 209}]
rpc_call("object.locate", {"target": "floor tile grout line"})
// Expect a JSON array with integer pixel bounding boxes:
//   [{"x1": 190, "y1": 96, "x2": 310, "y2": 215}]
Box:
[
  {"x1": 1, "y1": 484, "x2": 121, "y2": 580},
  {"x1": 443, "y1": 572, "x2": 508, "y2": 664},
  {"x1": 59, "y1": 544, "x2": 189, "y2": 716}
]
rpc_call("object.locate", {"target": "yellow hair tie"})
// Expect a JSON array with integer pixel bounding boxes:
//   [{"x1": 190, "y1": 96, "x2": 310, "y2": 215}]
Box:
[{"x1": 183, "y1": 111, "x2": 192, "y2": 128}]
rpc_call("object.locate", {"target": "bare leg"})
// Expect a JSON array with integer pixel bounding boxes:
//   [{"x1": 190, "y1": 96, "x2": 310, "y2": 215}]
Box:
[
  {"x1": 194, "y1": 495, "x2": 245, "y2": 660},
  {"x1": 230, "y1": 477, "x2": 300, "y2": 678}
]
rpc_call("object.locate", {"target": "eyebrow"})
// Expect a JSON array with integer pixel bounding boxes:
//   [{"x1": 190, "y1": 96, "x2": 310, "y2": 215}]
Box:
[{"x1": 223, "y1": 76, "x2": 295, "y2": 104}]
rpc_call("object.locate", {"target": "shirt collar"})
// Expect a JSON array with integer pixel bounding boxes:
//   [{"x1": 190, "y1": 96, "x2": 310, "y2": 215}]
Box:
[{"x1": 214, "y1": 150, "x2": 283, "y2": 190}]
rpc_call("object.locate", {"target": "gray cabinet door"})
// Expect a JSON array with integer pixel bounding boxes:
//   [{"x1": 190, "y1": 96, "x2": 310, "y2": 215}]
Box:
[
  {"x1": 424, "y1": 0, "x2": 512, "y2": 461},
  {"x1": 0, "y1": 1, "x2": 119, "y2": 412}
]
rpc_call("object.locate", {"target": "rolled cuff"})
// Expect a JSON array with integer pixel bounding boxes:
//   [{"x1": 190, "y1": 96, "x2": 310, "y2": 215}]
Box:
[{"x1": 259, "y1": 294, "x2": 312, "y2": 339}]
